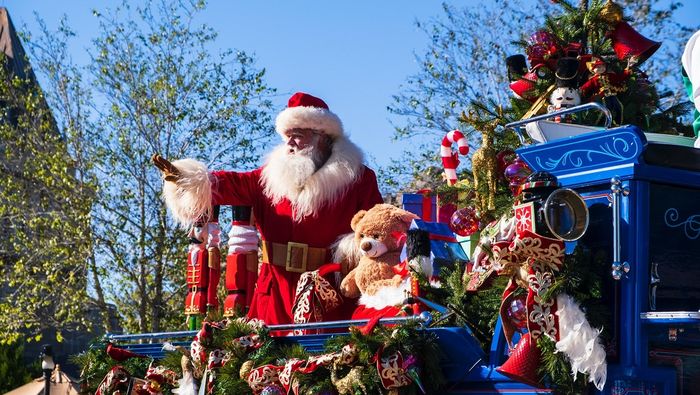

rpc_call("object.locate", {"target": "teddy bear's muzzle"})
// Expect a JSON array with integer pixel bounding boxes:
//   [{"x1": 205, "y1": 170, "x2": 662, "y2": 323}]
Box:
[{"x1": 359, "y1": 238, "x2": 388, "y2": 258}]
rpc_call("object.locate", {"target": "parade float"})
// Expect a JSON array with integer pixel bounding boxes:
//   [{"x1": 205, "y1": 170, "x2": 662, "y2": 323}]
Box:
[{"x1": 77, "y1": 1, "x2": 700, "y2": 394}]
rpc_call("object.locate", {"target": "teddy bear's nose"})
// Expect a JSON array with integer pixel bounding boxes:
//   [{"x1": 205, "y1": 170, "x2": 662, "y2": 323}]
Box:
[{"x1": 360, "y1": 241, "x2": 373, "y2": 252}]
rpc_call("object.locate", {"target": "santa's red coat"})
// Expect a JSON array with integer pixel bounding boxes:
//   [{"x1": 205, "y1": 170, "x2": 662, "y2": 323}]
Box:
[{"x1": 210, "y1": 166, "x2": 383, "y2": 326}]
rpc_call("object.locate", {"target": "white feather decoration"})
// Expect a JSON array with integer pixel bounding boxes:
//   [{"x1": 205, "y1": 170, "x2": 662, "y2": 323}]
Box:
[
  {"x1": 172, "y1": 371, "x2": 198, "y2": 395},
  {"x1": 555, "y1": 293, "x2": 607, "y2": 390}
]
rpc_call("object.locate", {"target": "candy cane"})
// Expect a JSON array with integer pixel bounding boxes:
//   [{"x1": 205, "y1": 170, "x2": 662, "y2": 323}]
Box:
[{"x1": 440, "y1": 129, "x2": 469, "y2": 185}]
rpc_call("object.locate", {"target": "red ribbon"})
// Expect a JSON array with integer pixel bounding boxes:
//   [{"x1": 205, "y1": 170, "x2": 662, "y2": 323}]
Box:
[
  {"x1": 429, "y1": 233, "x2": 457, "y2": 243},
  {"x1": 499, "y1": 229, "x2": 565, "y2": 346},
  {"x1": 416, "y1": 189, "x2": 433, "y2": 221}
]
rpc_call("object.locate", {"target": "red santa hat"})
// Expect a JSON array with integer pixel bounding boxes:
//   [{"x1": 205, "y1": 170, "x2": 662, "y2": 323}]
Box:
[{"x1": 275, "y1": 92, "x2": 344, "y2": 139}]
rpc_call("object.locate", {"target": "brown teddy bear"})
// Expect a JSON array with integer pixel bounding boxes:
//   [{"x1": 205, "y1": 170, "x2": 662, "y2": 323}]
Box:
[{"x1": 339, "y1": 204, "x2": 419, "y2": 319}]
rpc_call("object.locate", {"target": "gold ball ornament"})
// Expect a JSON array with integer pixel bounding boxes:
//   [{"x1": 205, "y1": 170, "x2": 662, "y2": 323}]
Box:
[
  {"x1": 240, "y1": 360, "x2": 255, "y2": 380},
  {"x1": 332, "y1": 365, "x2": 367, "y2": 395},
  {"x1": 600, "y1": 0, "x2": 623, "y2": 25}
]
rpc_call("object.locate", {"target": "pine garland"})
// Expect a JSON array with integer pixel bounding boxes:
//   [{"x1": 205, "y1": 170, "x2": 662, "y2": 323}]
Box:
[{"x1": 77, "y1": 320, "x2": 445, "y2": 395}]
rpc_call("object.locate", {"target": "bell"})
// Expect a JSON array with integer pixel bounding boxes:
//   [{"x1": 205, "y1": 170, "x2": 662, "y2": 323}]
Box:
[
  {"x1": 609, "y1": 21, "x2": 661, "y2": 66},
  {"x1": 496, "y1": 333, "x2": 542, "y2": 388}
]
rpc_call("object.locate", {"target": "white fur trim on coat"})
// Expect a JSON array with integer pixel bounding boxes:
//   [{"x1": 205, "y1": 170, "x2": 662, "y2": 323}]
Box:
[
  {"x1": 555, "y1": 293, "x2": 607, "y2": 391},
  {"x1": 275, "y1": 105, "x2": 344, "y2": 138},
  {"x1": 162, "y1": 159, "x2": 212, "y2": 229},
  {"x1": 358, "y1": 277, "x2": 411, "y2": 309},
  {"x1": 261, "y1": 137, "x2": 364, "y2": 221}
]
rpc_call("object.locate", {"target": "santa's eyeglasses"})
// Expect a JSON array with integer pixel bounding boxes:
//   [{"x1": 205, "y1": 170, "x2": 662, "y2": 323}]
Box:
[{"x1": 284, "y1": 128, "x2": 323, "y2": 143}]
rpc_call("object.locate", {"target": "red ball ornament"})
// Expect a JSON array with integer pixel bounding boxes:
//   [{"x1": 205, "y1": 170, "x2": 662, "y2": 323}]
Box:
[
  {"x1": 449, "y1": 207, "x2": 480, "y2": 236},
  {"x1": 507, "y1": 295, "x2": 528, "y2": 332},
  {"x1": 504, "y1": 157, "x2": 531, "y2": 196}
]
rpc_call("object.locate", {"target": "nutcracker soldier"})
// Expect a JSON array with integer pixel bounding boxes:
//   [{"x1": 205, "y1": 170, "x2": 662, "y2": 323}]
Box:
[
  {"x1": 184, "y1": 206, "x2": 223, "y2": 330},
  {"x1": 223, "y1": 206, "x2": 259, "y2": 316}
]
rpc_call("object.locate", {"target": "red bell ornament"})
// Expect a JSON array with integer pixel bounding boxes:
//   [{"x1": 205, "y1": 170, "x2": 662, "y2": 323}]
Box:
[
  {"x1": 497, "y1": 333, "x2": 542, "y2": 388},
  {"x1": 609, "y1": 21, "x2": 661, "y2": 66},
  {"x1": 449, "y1": 207, "x2": 480, "y2": 236}
]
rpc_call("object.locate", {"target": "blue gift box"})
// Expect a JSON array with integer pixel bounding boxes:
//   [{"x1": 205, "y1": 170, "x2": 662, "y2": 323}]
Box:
[
  {"x1": 402, "y1": 219, "x2": 469, "y2": 277},
  {"x1": 401, "y1": 193, "x2": 437, "y2": 222}
]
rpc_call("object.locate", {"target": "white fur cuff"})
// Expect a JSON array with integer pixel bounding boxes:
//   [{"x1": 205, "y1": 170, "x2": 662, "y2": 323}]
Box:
[{"x1": 162, "y1": 159, "x2": 212, "y2": 228}]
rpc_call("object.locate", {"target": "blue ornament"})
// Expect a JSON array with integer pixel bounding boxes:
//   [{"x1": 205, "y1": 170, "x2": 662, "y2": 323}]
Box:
[{"x1": 260, "y1": 385, "x2": 285, "y2": 395}]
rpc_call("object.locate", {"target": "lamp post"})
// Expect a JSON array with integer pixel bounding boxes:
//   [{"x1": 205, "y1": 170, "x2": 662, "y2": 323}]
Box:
[{"x1": 41, "y1": 344, "x2": 55, "y2": 395}]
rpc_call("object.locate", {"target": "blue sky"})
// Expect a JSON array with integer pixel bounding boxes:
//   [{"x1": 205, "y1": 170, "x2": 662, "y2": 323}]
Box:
[
  {"x1": 5, "y1": 0, "x2": 461, "y2": 170},
  {"x1": 5, "y1": 1, "x2": 700, "y2": 170}
]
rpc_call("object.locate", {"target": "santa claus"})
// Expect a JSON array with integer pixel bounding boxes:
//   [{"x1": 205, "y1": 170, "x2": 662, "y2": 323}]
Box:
[{"x1": 153, "y1": 92, "x2": 383, "y2": 326}]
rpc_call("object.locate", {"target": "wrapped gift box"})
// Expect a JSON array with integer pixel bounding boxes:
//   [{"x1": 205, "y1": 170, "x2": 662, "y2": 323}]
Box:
[
  {"x1": 406, "y1": 219, "x2": 469, "y2": 277},
  {"x1": 401, "y1": 192, "x2": 437, "y2": 222},
  {"x1": 401, "y1": 191, "x2": 458, "y2": 224}
]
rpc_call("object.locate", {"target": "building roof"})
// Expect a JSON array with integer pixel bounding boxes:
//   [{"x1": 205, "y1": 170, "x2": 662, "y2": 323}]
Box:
[
  {"x1": 0, "y1": 7, "x2": 34, "y2": 81},
  {"x1": 4, "y1": 365, "x2": 80, "y2": 395}
]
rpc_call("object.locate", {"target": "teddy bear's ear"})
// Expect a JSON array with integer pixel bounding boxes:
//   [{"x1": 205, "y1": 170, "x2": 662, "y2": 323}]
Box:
[
  {"x1": 394, "y1": 208, "x2": 420, "y2": 226},
  {"x1": 350, "y1": 210, "x2": 367, "y2": 231}
]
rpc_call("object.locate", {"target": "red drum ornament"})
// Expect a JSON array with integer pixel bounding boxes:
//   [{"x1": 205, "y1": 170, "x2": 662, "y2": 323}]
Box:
[
  {"x1": 526, "y1": 31, "x2": 559, "y2": 68},
  {"x1": 449, "y1": 207, "x2": 480, "y2": 236}
]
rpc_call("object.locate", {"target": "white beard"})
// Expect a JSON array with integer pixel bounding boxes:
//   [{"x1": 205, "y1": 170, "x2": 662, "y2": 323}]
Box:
[
  {"x1": 263, "y1": 144, "x2": 320, "y2": 204},
  {"x1": 260, "y1": 137, "x2": 365, "y2": 222}
]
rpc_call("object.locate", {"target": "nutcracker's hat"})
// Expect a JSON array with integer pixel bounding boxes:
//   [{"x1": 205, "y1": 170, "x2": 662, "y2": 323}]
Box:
[
  {"x1": 276, "y1": 92, "x2": 344, "y2": 139},
  {"x1": 554, "y1": 57, "x2": 580, "y2": 88},
  {"x1": 506, "y1": 54, "x2": 528, "y2": 82}
]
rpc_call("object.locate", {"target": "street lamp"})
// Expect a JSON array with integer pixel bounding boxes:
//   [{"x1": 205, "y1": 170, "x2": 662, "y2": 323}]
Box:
[{"x1": 41, "y1": 344, "x2": 55, "y2": 395}]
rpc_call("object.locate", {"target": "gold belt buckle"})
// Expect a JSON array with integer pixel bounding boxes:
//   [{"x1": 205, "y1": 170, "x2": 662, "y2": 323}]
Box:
[{"x1": 286, "y1": 242, "x2": 308, "y2": 273}]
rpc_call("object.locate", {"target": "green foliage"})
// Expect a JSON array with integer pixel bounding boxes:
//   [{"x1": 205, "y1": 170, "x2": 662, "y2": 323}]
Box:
[
  {"x1": 24, "y1": 0, "x2": 276, "y2": 335},
  {"x1": 0, "y1": 48, "x2": 94, "y2": 344},
  {"x1": 537, "y1": 335, "x2": 589, "y2": 394},
  {"x1": 437, "y1": 266, "x2": 509, "y2": 350},
  {"x1": 544, "y1": 245, "x2": 611, "y2": 335},
  {"x1": 505, "y1": 0, "x2": 693, "y2": 135},
  {"x1": 0, "y1": 341, "x2": 36, "y2": 392},
  {"x1": 324, "y1": 324, "x2": 445, "y2": 395}
]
